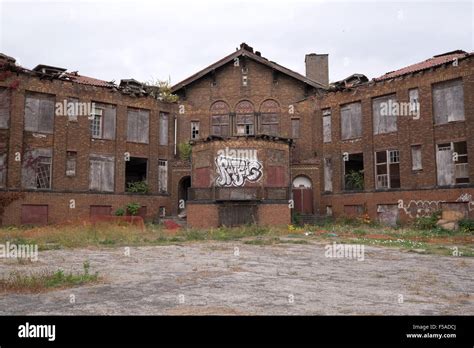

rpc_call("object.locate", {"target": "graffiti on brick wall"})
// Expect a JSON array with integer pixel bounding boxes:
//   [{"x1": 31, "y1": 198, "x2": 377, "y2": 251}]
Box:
[
  {"x1": 398, "y1": 199, "x2": 445, "y2": 218},
  {"x1": 215, "y1": 148, "x2": 262, "y2": 187},
  {"x1": 456, "y1": 193, "x2": 474, "y2": 211}
]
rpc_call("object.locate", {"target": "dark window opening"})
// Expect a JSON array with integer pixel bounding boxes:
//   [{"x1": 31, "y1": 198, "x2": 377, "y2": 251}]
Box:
[
  {"x1": 344, "y1": 153, "x2": 364, "y2": 191},
  {"x1": 125, "y1": 157, "x2": 148, "y2": 192}
]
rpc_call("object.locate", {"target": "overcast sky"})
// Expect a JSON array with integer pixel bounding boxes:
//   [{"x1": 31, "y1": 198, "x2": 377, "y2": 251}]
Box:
[{"x1": 0, "y1": 0, "x2": 472, "y2": 85}]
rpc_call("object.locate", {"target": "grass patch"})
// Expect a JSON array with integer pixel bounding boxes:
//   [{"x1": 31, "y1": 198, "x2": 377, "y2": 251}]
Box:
[{"x1": 0, "y1": 261, "x2": 99, "y2": 293}]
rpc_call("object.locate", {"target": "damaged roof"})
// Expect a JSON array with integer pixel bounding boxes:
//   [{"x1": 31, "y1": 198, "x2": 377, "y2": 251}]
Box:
[
  {"x1": 374, "y1": 50, "x2": 472, "y2": 81},
  {"x1": 171, "y1": 43, "x2": 327, "y2": 92}
]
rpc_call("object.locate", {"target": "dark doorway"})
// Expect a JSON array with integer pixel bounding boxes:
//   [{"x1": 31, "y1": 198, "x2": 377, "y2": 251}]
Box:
[
  {"x1": 125, "y1": 157, "x2": 148, "y2": 192},
  {"x1": 219, "y1": 203, "x2": 257, "y2": 227},
  {"x1": 178, "y1": 176, "x2": 191, "y2": 213}
]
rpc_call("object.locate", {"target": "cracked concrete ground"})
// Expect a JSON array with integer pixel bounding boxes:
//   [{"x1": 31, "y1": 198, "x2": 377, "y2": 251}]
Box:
[{"x1": 0, "y1": 241, "x2": 472, "y2": 315}]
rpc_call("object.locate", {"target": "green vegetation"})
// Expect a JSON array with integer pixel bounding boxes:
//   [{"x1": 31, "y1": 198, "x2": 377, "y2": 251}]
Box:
[
  {"x1": 126, "y1": 180, "x2": 149, "y2": 194},
  {"x1": 459, "y1": 218, "x2": 474, "y2": 233},
  {"x1": 413, "y1": 211, "x2": 441, "y2": 230},
  {"x1": 178, "y1": 142, "x2": 192, "y2": 161},
  {"x1": 126, "y1": 202, "x2": 141, "y2": 216},
  {"x1": 0, "y1": 261, "x2": 99, "y2": 293},
  {"x1": 344, "y1": 170, "x2": 364, "y2": 190}
]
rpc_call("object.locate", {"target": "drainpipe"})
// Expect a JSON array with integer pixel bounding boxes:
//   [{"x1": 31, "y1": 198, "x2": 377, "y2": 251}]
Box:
[{"x1": 174, "y1": 114, "x2": 177, "y2": 156}]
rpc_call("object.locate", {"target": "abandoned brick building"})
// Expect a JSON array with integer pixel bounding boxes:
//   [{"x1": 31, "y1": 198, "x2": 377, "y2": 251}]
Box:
[{"x1": 0, "y1": 43, "x2": 473, "y2": 227}]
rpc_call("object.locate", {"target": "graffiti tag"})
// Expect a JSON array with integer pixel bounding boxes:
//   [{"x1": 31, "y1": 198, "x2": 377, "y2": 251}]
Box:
[{"x1": 215, "y1": 155, "x2": 262, "y2": 187}]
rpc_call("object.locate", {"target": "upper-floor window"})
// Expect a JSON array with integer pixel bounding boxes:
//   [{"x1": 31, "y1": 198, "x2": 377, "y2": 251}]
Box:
[
  {"x1": 127, "y1": 107, "x2": 149, "y2": 143},
  {"x1": 291, "y1": 118, "x2": 300, "y2": 139},
  {"x1": 0, "y1": 87, "x2": 11, "y2": 129},
  {"x1": 159, "y1": 112, "x2": 169, "y2": 145},
  {"x1": 191, "y1": 121, "x2": 200, "y2": 140},
  {"x1": 24, "y1": 92, "x2": 55, "y2": 134},
  {"x1": 322, "y1": 108, "x2": 331, "y2": 143},
  {"x1": 408, "y1": 89, "x2": 420, "y2": 118},
  {"x1": 0, "y1": 152, "x2": 6, "y2": 187},
  {"x1": 432, "y1": 79, "x2": 464, "y2": 124},
  {"x1": 259, "y1": 99, "x2": 280, "y2": 136},
  {"x1": 210, "y1": 101, "x2": 230, "y2": 137},
  {"x1": 340, "y1": 102, "x2": 362, "y2": 140},
  {"x1": 235, "y1": 100, "x2": 254, "y2": 136},
  {"x1": 90, "y1": 102, "x2": 116, "y2": 140},
  {"x1": 373, "y1": 94, "x2": 397, "y2": 134}
]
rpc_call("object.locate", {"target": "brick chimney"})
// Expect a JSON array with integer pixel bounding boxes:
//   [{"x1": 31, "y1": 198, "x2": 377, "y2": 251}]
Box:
[{"x1": 305, "y1": 53, "x2": 328, "y2": 87}]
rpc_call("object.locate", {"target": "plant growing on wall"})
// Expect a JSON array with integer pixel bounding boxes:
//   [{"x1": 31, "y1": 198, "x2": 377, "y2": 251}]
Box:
[
  {"x1": 126, "y1": 180, "x2": 149, "y2": 194},
  {"x1": 345, "y1": 170, "x2": 364, "y2": 190},
  {"x1": 126, "y1": 202, "x2": 141, "y2": 216},
  {"x1": 114, "y1": 207, "x2": 125, "y2": 216},
  {"x1": 144, "y1": 78, "x2": 179, "y2": 103},
  {"x1": 178, "y1": 142, "x2": 192, "y2": 161}
]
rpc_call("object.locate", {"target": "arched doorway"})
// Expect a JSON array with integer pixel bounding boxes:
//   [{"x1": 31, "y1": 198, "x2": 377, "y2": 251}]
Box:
[
  {"x1": 292, "y1": 176, "x2": 313, "y2": 214},
  {"x1": 178, "y1": 176, "x2": 191, "y2": 213}
]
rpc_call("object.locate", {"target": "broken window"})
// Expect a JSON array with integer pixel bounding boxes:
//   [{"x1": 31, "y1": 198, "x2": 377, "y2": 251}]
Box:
[
  {"x1": 259, "y1": 99, "x2": 280, "y2": 136},
  {"x1": 89, "y1": 103, "x2": 116, "y2": 140},
  {"x1": 375, "y1": 149, "x2": 400, "y2": 189},
  {"x1": 291, "y1": 119, "x2": 300, "y2": 139},
  {"x1": 125, "y1": 157, "x2": 148, "y2": 192},
  {"x1": 210, "y1": 101, "x2": 230, "y2": 137},
  {"x1": 373, "y1": 94, "x2": 397, "y2": 134},
  {"x1": 191, "y1": 121, "x2": 200, "y2": 140},
  {"x1": 127, "y1": 108, "x2": 149, "y2": 143},
  {"x1": 24, "y1": 92, "x2": 55, "y2": 134},
  {"x1": 432, "y1": 79, "x2": 464, "y2": 124},
  {"x1": 411, "y1": 145, "x2": 422, "y2": 171},
  {"x1": 66, "y1": 151, "x2": 77, "y2": 177},
  {"x1": 235, "y1": 100, "x2": 254, "y2": 135},
  {"x1": 158, "y1": 159, "x2": 168, "y2": 193},
  {"x1": 0, "y1": 152, "x2": 6, "y2": 187},
  {"x1": 0, "y1": 87, "x2": 11, "y2": 129},
  {"x1": 340, "y1": 102, "x2": 362, "y2": 140},
  {"x1": 324, "y1": 157, "x2": 332, "y2": 192},
  {"x1": 436, "y1": 141, "x2": 469, "y2": 185},
  {"x1": 159, "y1": 112, "x2": 169, "y2": 145},
  {"x1": 322, "y1": 109, "x2": 331, "y2": 143},
  {"x1": 343, "y1": 153, "x2": 364, "y2": 191},
  {"x1": 21, "y1": 148, "x2": 52, "y2": 189},
  {"x1": 89, "y1": 154, "x2": 115, "y2": 192}
]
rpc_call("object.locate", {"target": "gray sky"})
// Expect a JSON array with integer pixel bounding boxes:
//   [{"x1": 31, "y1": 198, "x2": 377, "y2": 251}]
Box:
[{"x1": 0, "y1": 0, "x2": 472, "y2": 85}]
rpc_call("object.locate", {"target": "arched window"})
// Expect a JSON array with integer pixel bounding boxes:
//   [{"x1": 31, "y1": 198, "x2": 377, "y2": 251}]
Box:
[
  {"x1": 259, "y1": 99, "x2": 280, "y2": 136},
  {"x1": 235, "y1": 100, "x2": 255, "y2": 135},
  {"x1": 210, "y1": 101, "x2": 230, "y2": 137}
]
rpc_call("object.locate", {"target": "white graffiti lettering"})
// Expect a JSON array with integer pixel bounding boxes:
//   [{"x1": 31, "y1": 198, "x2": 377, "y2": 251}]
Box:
[
  {"x1": 215, "y1": 155, "x2": 262, "y2": 187},
  {"x1": 456, "y1": 193, "x2": 474, "y2": 211},
  {"x1": 399, "y1": 200, "x2": 445, "y2": 218}
]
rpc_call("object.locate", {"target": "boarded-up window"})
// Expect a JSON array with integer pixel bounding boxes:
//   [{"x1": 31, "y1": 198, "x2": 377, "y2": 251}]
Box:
[
  {"x1": 159, "y1": 112, "x2": 169, "y2": 145},
  {"x1": 291, "y1": 119, "x2": 300, "y2": 139},
  {"x1": 21, "y1": 205, "x2": 48, "y2": 225},
  {"x1": 21, "y1": 148, "x2": 52, "y2": 189},
  {"x1": 324, "y1": 157, "x2": 332, "y2": 192},
  {"x1": 436, "y1": 141, "x2": 469, "y2": 185},
  {"x1": 343, "y1": 205, "x2": 364, "y2": 217},
  {"x1": 341, "y1": 102, "x2": 362, "y2": 140},
  {"x1": 377, "y1": 204, "x2": 400, "y2": 227},
  {"x1": 408, "y1": 89, "x2": 420, "y2": 118},
  {"x1": 90, "y1": 205, "x2": 112, "y2": 216},
  {"x1": 373, "y1": 94, "x2": 397, "y2": 134},
  {"x1": 411, "y1": 145, "x2": 422, "y2": 170},
  {"x1": 191, "y1": 121, "x2": 200, "y2": 140},
  {"x1": 67, "y1": 97, "x2": 79, "y2": 122},
  {"x1": 432, "y1": 79, "x2": 464, "y2": 124},
  {"x1": 322, "y1": 109, "x2": 331, "y2": 143},
  {"x1": 267, "y1": 166, "x2": 285, "y2": 187},
  {"x1": 66, "y1": 151, "x2": 77, "y2": 177},
  {"x1": 89, "y1": 155, "x2": 114, "y2": 192},
  {"x1": 0, "y1": 152, "x2": 6, "y2": 187},
  {"x1": 158, "y1": 159, "x2": 168, "y2": 193},
  {"x1": 235, "y1": 101, "x2": 254, "y2": 135},
  {"x1": 259, "y1": 99, "x2": 280, "y2": 136},
  {"x1": 0, "y1": 87, "x2": 11, "y2": 129},
  {"x1": 210, "y1": 101, "x2": 230, "y2": 137},
  {"x1": 24, "y1": 92, "x2": 55, "y2": 133},
  {"x1": 375, "y1": 150, "x2": 400, "y2": 189},
  {"x1": 127, "y1": 108, "x2": 149, "y2": 143}
]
